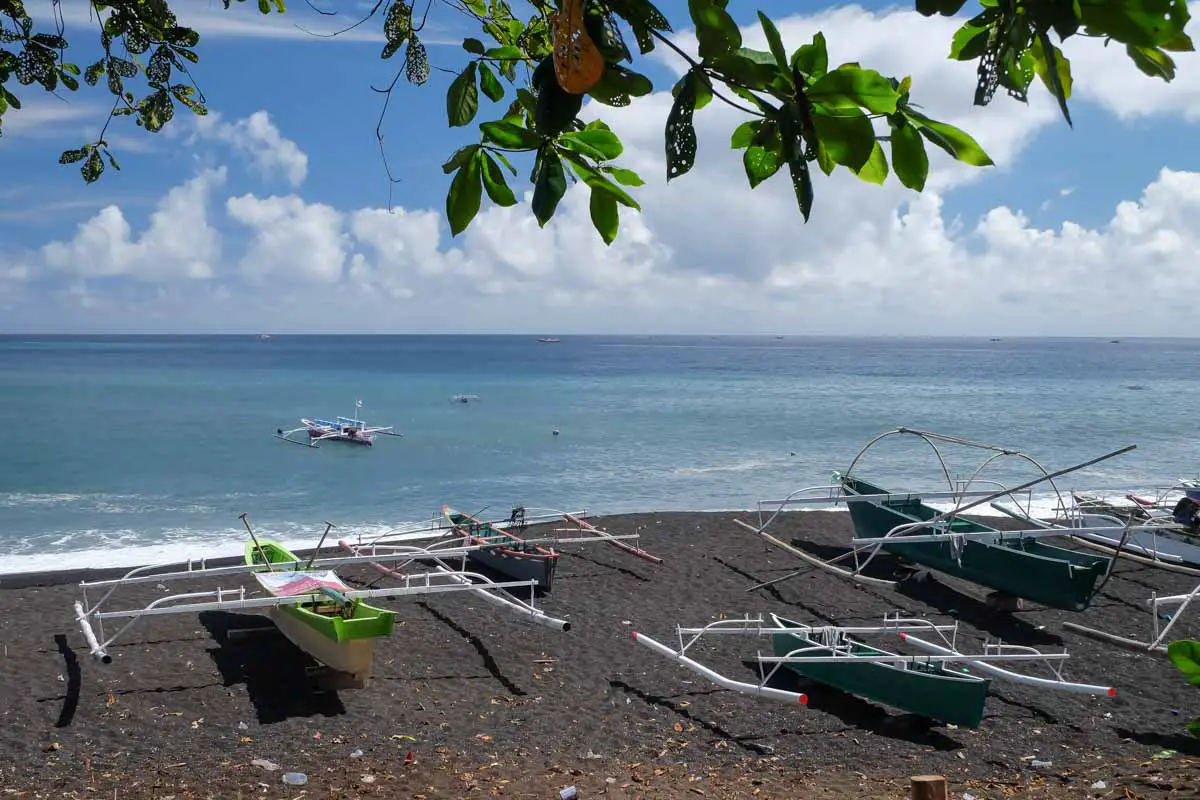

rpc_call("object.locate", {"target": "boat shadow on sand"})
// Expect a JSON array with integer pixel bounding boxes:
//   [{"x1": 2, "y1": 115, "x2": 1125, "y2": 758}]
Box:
[
  {"x1": 736, "y1": 661, "x2": 964, "y2": 751},
  {"x1": 198, "y1": 610, "x2": 348, "y2": 724}
]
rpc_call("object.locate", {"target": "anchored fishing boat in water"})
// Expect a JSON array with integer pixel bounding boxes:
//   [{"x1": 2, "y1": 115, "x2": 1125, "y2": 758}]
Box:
[{"x1": 275, "y1": 400, "x2": 402, "y2": 448}]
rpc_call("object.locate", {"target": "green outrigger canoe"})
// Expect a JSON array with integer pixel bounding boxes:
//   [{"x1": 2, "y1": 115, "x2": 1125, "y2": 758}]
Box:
[
  {"x1": 836, "y1": 473, "x2": 1112, "y2": 611},
  {"x1": 245, "y1": 539, "x2": 396, "y2": 681},
  {"x1": 769, "y1": 612, "x2": 991, "y2": 727}
]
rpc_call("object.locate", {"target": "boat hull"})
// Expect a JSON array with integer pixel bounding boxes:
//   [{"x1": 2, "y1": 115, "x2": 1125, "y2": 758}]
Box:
[
  {"x1": 769, "y1": 614, "x2": 990, "y2": 728},
  {"x1": 245, "y1": 540, "x2": 396, "y2": 684},
  {"x1": 443, "y1": 506, "x2": 558, "y2": 592},
  {"x1": 838, "y1": 475, "x2": 1111, "y2": 611}
]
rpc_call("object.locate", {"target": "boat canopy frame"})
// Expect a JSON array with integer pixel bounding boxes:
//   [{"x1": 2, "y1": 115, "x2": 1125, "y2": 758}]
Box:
[{"x1": 734, "y1": 427, "x2": 1136, "y2": 592}]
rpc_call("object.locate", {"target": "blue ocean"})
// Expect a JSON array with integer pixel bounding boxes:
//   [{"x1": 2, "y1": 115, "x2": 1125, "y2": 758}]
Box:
[{"x1": 0, "y1": 334, "x2": 1195, "y2": 573}]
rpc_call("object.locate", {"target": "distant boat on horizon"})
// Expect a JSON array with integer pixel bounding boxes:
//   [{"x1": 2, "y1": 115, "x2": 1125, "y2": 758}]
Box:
[{"x1": 537, "y1": 337, "x2": 562, "y2": 343}]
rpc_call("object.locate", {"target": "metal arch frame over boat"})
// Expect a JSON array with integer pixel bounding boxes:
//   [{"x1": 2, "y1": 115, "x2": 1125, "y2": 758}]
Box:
[
  {"x1": 274, "y1": 399, "x2": 403, "y2": 449},
  {"x1": 733, "y1": 427, "x2": 1133, "y2": 611},
  {"x1": 631, "y1": 612, "x2": 1114, "y2": 728},
  {"x1": 71, "y1": 511, "x2": 646, "y2": 686}
]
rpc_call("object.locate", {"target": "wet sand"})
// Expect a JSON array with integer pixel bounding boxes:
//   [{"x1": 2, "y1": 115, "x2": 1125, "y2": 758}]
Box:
[{"x1": 1, "y1": 510, "x2": 1198, "y2": 797}]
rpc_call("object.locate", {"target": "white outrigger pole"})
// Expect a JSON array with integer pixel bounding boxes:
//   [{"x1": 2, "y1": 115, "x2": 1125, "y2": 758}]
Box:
[
  {"x1": 734, "y1": 427, "x2": 1135, "y2": 591},
  {"x1": 631, "y1": 613, "x2": 1115, "y2": 709},
  {"x1": 1062, "y1": 579, "x2": 1200, "y2": 654},
  {"x1": 71, "y1": 520, "x2": 641, "y2": 664}
]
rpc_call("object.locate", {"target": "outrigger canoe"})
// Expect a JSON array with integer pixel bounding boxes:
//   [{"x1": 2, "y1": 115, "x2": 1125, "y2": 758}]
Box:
[
  {"x1": 246, "y1": 539, "x2": 397, "y2": 687},
  {"x1": 836, "y1": 473, "x2": 1112, "y2": 611},
  {"x1": 442, "y1": 505, "x2": 559, "y2": 591},
  {"x1": 768, "y1": 613, "x2": 991, "y2": 727}
]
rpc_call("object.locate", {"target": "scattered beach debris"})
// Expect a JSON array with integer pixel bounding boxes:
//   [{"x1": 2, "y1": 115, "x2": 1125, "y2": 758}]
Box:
[
  {"x1": 281, "y1": 771, "x2": 307, "y2": 786},
  {"x1": 251, "y1": 758, "x2": 279, "y2": 772}
]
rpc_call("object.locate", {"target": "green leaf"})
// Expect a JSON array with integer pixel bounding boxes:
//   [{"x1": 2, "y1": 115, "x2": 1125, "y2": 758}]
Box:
[
  {"x1": 1032, "y1": 32, "x2": 1074, "y2": 125},
  {"x1": 806, "y1": 66, "x2": 901, "y2": 114},
  {"x1": 605, "y1": 167, "x2": 645, "y2": 187},
  {"x1": 484, "y1": 45, "x2": 524, "y2": 61},
  {"x1": 757, "y1": 11, "x2": 790, "y2": 80},
  {"x1": 785, "y1": 148, "x2": 814, "y2": 222},
  {"x1": 665, "y1": 70, "x2": 699, "y2": 181},
  {"x1": 464, "y1": 0, "x2": 487, "y2": 14},
  {"x1": 1187, "y1": 718, "x2": 1200, "y2": 739},
  {"x1": 480, "y1": 119, "x2": 541, "y2": 149},
  {"x1": 1126, "y1": 43, "x2": 1177, "y2": 81},
  {"x1": 730, "y1": 120, "x2": 759, "y2": 149},
  {"x1": 915, "y1": 0, "x2": 968, "y2": 16},
  {"x1": 743, "y1": 142, "x2": 783, "y2": 189},
  {"x1": 889, "y1": 121, "x2": 928, "y2": 192},
  {"x1": 852, "y1": 141, "x2": 888, "y2": 185},
  {"x1": 463, "y1": 37, "x2": 486, "y2": 55},
  {"x1": 81, "y1": 148, "x2": 104, "y2": 183},
  {"x1": 588, "y1": 65, "x2": 654, "y2": 107},
  {"x1": 532, "y1": 148, "x2": 568, "y2": 227},
  {"x1": 446, "y1": 150, "x2": 483, "y2": 236},
  {"x1": 589, "y1": 188, "x2": 620, "y2": 245},
  {"x1": 481, "y1": 152, "x2": 517, "y2": 207},
  {"x1": 1080, "y1": 0, "x2": 1190, "y2": 48},
  {"x1": 688, "y1": 0, "x2": 742, "y2": 60},
  {"x1": 949, "y1": 21, "x2": 990, "y2": 61},
  {"x1": 479, "y1": 63, "x2": 505, "y2": 102},
  {"x1": 442, "y1": 145, "x2": 479, "y2": 175},
  {"x1": 1161, "y1": 31, "x2": 1196, "y2": 51},
  {"x1": 791, "y1": 32, "x2": 828, "y2": 80},
  {"x1": 560, "y1": 129, "x2": 624, "y2": 161},
  {"x1": 905, "y1": 110, "x2": 994, "y2": 167},
  {"x1": 673, "y1": 70, "x2": 714, "y2": 110},
  {"x1": 811, "y1": 107, "x2": 876, "y2": 171},
  {"x1": 447, "y1": 62, "x2": 480, "y2": 127},
  {"x1": 1168, "y1": 640, "x2": 1200, "y2": 685}
]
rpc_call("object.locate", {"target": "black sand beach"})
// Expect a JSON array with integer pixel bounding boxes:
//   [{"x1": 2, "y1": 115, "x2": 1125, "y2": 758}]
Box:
[{"x1": 2, "y1": 510, "x2": 1198, "y2": 798}]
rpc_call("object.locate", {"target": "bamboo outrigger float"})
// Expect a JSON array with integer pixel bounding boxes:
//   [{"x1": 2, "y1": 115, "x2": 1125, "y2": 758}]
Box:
[
  {"x1": 632, "y1": 613, "x2": 1115, "y2": 728},
  {"x1": 735, "y1": 428, "x2": 1129, "y2": 611},
  {"x1": 72, "y1": 511, "x2": 646, "y2": 687}
]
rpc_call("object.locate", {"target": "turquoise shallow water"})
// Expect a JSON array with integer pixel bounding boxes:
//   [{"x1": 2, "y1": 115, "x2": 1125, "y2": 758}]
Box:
[{"x1": 0, "y1": 334, "x2": 1195, "y2": 571}]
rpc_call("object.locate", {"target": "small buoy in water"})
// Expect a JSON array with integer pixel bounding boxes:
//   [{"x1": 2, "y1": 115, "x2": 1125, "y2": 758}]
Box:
[{"x1": 552, "y1": 427, "x2": 560, "y2": 436}]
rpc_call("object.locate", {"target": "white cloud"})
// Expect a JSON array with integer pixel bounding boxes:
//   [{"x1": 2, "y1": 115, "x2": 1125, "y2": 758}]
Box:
[
  {"x1": 193, "y1": 111, "x2": 308, "y2": 187},
  {"x1": 226, "y1": 194, "x2": 347, "y2": 284},
  {"x1": 7, "y1": 7, "x2": 1200, "y2": 335},
  {"x1": 40, "y1": 168, "x2": 226, "y2": 282},
  {"x1": 2, "y1": 96, "x2": 101, "y2": 138}
]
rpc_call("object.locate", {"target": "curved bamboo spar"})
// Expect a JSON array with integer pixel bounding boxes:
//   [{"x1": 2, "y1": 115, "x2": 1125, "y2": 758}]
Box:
[
  {"x1": 631, "y1": 630, "x2": 809, "y2": 706},
  {"x1": 732, "y1": 518, "x2": 898, "y2": 589},
  {"x1": 896, "y1": 631, "x2": 1116, "y2": 697},
  {"x1": 338, "y1": 540, "x2": 570, "y2": 632}
]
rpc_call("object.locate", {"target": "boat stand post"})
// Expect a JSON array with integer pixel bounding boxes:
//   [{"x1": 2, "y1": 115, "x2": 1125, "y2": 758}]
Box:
[{"x1": 240, "y1": 513, "x2": 272, "y2": 572}]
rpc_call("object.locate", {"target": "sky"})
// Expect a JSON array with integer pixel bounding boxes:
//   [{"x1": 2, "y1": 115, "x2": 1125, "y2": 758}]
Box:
[{"x1": 1, "y1": 0, "x2": 1199, "y2": 336}]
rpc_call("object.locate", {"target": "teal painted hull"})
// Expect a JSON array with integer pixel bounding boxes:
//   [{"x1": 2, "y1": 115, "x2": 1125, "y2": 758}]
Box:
[
  {"x1": 838, "y1": 474, "x2": 1111, "y2": 611},
  {"x1": 768, "y1": 614, "x2": 990, "y2": 728}
]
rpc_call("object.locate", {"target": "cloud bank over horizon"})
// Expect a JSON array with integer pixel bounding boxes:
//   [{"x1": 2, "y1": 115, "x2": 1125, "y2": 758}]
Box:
[{"x1": 2, "y1": 7, "x2": 1200, "y2": 336}]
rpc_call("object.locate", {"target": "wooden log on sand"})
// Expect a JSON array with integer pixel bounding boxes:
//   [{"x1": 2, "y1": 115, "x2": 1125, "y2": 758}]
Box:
[{"x1": 910, "y1": 775, "x2": 947, "y2": 800}]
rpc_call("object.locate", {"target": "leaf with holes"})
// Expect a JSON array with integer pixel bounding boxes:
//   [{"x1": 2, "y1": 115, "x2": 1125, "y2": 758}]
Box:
[
  {"x1": 59, "y1": 148, "x2": 88, "y2": 165},
  {"x1": 730, "y1": 120, "x2": 759, "y2": 149},
  {"x1": 1080, "y1": 0, "x2": 1190, "y2": 49},
  {"x1": 812, "y1": 107, "x2": 875, "y2": 172},
  {"x1": 665, "y1": 70, "x2": 699, "y2": 181},
  {"x1": 949, "y1": 17, "x2": 991, "y2": 61},
  {"x1": 139, "y1": 89, "x2": 175, "y2": 133},
  {"x1": 889, "y1": 121, "x2": 928, "y2": 192},
  {"x1": 742, "y1": 120, "x2": 782, "y2": 189},
  {"x1": 589, "y1": 187, "x2": 620, "y2": 245},
  {"x1": 785, "y1": 149, "x2": 814, "y2": 222},
  {"x1": 532, "y1": 148, "x2": 568, "y2": 227},
  {"x1": 588, "y1": 65, "x2": 653, "y2": 107},
  {"x1": 447, "y1": 62, "x2": 479, "y2": 127},
  {"x1": 446, "y1": 150, "x2": 483, "y2": 236},
  {"x1": 606, "y1": 0, "x2": 673, "y2": 55},
  {"x1": 81, "y1": 148, "x2": 104, "y2": 183},
  {"x1": 481, "y1": 152, "x2": 517, "y2": 207}
]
